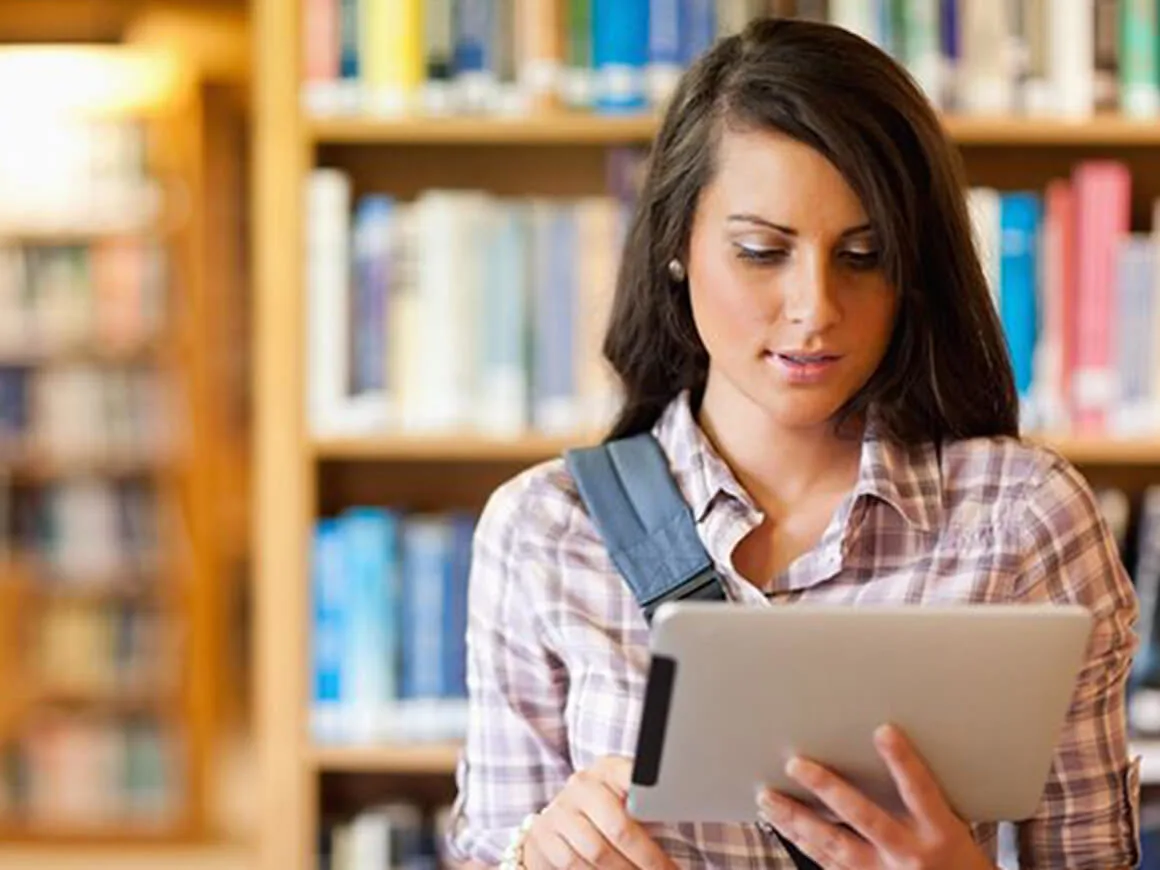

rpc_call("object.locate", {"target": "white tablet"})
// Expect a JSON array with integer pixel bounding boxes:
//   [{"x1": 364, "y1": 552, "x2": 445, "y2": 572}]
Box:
[{"x1": 627, "y1": 602, "x2": 1093, "y2": 825}]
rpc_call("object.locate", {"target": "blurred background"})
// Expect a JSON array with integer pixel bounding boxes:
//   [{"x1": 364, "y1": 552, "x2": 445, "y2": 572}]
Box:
[{"x1": 5, "y1": 1, "x2": 1160, "y2": 869}]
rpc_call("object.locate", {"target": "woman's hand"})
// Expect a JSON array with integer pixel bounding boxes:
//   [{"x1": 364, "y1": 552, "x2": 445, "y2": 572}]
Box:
[
  {"x1": 521, "y1": 755, "x2": 678, "y2": 869},
  {"x1": 756, "y1": 725, "x2": 996, "y2": 870}
]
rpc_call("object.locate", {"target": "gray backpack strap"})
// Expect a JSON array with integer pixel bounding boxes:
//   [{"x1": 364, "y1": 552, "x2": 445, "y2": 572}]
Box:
[{"x1": 564, "y1": 433, "x2": 727, "y2": 622}]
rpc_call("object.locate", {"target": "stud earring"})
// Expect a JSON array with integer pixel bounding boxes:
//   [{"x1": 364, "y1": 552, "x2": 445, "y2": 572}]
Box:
[{"x1": 667, "y1": 258, "x2": 686, "y2": 282}]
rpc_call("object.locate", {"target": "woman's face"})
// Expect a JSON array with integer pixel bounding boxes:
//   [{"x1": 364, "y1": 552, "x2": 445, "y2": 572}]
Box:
[{"x1": 687, "y1": 127, "x2": 899, "y2": 432}]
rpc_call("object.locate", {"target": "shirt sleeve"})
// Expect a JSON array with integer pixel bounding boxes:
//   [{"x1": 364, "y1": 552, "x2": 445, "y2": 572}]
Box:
[
  {"x1": 1011, "y1": 456, "x2": 1142, "y2": 869},
  {"x1": 444, "y1": 473, "x2": 573, "y2": 865}
]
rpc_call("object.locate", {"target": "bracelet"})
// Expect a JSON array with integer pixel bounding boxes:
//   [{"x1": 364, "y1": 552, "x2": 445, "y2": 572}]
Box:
[{"x1": 499, "y1": 813, "x2": 538, "y2": 870}]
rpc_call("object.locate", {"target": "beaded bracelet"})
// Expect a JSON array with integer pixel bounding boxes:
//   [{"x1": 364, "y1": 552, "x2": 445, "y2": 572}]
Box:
[{"x1": 499, "y1": 813, "x2": 538, "y2": 870}]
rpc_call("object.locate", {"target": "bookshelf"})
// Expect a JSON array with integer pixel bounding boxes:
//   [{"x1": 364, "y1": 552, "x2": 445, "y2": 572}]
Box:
[
  {"x1": 255, "y1": 3, "x2": 1160, "y2": 870},
  {"x1": 0, "y1": 29, "x2": 251, "y2": 859}
]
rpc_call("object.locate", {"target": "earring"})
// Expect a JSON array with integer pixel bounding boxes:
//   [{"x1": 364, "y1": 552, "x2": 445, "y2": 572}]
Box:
[{"x1": 667, "y1": 258, "x2": 686, "y2": 282}]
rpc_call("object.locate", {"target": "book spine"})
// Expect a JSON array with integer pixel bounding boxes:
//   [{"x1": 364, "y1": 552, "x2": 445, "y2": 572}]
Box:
[
  {"x1": 998, "y1": 191, "x2": 1041, "y2": 407},
  {"x1": 1120, "y1": 0, "x2": 1160, "y2": 117},
  {"x1": 311, "y1": 519, "x2": 347, "y2": 744},
  {"x1": 593, "y1": 0, "x2": 649, "y2": 113},
  {"x1": 306, "y1": 169, "x2": 353, "y2": 437}
]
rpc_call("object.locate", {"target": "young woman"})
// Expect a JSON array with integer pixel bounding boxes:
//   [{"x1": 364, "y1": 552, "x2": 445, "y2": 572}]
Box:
[{"x1": 444, "y1": 17, "x2": 1141, "y2": 870}]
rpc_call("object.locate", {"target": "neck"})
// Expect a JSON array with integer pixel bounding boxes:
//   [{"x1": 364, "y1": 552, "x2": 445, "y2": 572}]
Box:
[{"x1": 695, "y1": 376, "x2": 864, "y2": 518}]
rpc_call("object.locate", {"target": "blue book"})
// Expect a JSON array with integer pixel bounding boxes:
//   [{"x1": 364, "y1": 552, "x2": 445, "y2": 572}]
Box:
[
  {"x1": 532, "y1": 203, "x2": 578, "y2": 433},
  {"x1": 648, "y1": 0, "x2": 682, "y2": 69},
  {"x1": 444, "y1": 513, "x2": 476, "y2": 699},
  {"x1": 998, "y1": 192, "x2": 1041, "y2": 401},
  {"x1": 593, "y1": 0, "x2": 649, "y2": 113},
  {"x1": 479, "y1": 202, "x2": 531, "y2": 433},
  {"x1": 352, "y1": 196, "x2": 393, "y2": 396},
  {"x1": 681, "y1": 0, "x2": 716, "y2": 65},
  {"x1": 453, "y1": 0, "x2": 494, "y2": 76},
  {"x1": 400, "y1": 517, "x2": 452, "y2": 705},
  {"x1": 340, "y1": 507, "x2": 401, "y2": 742},
  {"x1": 311, "y1": 519, "x2": 347, "y2": 743},
  {"x1": 339, "y1": 0, "x2": 360, "y2": 87}
]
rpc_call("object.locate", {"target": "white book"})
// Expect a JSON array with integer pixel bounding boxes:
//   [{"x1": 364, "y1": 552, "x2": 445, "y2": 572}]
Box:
[
  {"x1": 475, "y1": 200, "x2": 531, "y2": 436},
  {"x1": 967, "y1": 188, "x2": 1001, "y2": 311},
  {"x1": 406, "y1": 191, "x2": 490, "y2": 432},
  {"x1": 959, "y1": 0, "x2": 1016, "y2": 114},
  {"x1": 1050, "y1": 0, "x2": 1095, "y2": 118},
  {"x1": 829, "y1": 0, "x2": 878, "y2": 44},
  {"x1": 306, "y1": 169, "x2": 353, "y2": 437}
]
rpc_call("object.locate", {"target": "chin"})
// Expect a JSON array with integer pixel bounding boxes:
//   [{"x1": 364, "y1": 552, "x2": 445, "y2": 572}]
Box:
[{"x1": 749, "y1": 387, "x2": 849, "y2": 432}]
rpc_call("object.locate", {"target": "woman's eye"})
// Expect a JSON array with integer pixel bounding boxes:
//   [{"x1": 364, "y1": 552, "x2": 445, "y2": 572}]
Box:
[
  {"x1": 734, "y1": 244, "x2": 788, "y2": 264},
  {"x1": 842, "y1": 249, "x2": 882, "y2": 270}
]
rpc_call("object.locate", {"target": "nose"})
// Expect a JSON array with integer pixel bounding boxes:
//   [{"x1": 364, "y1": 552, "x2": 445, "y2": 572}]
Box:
[{"x1": 782, "y1": 251, "x2": 840, "y2": 330}]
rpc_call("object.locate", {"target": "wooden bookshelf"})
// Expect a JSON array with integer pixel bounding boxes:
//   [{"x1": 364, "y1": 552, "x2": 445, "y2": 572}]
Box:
[
  {"x1": 309, "y1": 744, "x2": 461, "y2": 775},
  {"x1": 0, "y1": 26, "x2": 252, "y2": 857},
  {"x1": 313, "y1": 431, "x2": 1160, "y2": 466},
  {"x1": 256, "y1": 5, "x2": 1160, "y2": 870},
  {"x1": 308, "y1": 112, "x2": 1160, "y2": 148}
]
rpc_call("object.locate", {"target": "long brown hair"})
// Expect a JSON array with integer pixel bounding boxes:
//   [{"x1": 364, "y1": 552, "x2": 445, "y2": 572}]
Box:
[{"x1": 603, "y1": 17, "x2": 1018, "y2": 444}]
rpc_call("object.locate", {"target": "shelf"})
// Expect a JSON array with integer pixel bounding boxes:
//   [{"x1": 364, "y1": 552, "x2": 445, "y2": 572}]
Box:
[
  {"x1": 307, "y1": 112, "x2": 1160, "y2": 147},
  {"x1": 2, "y1": 455, "x2": 162, "y2": 482},
  {"x1": 0, "y1": 821, "x2": 194, "y2": 846},
  {"x1": 309, "y1": 743, "x2": 461, "y2": 775},
  {"x1": 1027, "y1": 433, "x2": 1160, "y2": 465},
  {"x1": 313, "y1": 432, "x2": 600, "y2": 462},
  {"x1": 313, "y1": 431, "x2": 1160, "y2": 466},
  {"x1": 943, "y1": 114, "x2": 1160, "y2": 145},
  {"x1": 308, "y1": 112, "x2": 657, "y2": 145},
  {"x1": 0, "y1": 340, "x2": 162, "y2": 367}
]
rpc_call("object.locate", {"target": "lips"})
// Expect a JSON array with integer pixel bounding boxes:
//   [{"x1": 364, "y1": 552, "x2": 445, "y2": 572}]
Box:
[
  {"x1": 775, "y1": 352, "x2": 840, "y2": 364},
  {"x1": 769, "y1": 351, "x2": 842, "y2": 364}
]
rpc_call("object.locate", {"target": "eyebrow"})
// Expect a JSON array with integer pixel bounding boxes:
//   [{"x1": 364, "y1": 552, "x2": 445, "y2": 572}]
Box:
[{"x1": 726, "y1": 213, "x2": 873, "y2": 238}]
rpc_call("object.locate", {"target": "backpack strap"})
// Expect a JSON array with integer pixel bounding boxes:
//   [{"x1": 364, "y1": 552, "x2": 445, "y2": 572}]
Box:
[
  {"x1": 564, "y1": 432, "x2": 822, "y2": 870},
  {"x1": 563, "y1": 432, "x2": 727, "y2": 623}
]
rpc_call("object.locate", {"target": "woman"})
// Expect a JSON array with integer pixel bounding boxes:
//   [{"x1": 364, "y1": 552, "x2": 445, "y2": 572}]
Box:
[{"x1": 445, "y1": 17, "x2": 1140, "y2": 870}]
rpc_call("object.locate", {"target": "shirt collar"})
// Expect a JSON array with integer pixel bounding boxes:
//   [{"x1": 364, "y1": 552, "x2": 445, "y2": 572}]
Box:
[
  {"x1": 652, "y1": 392, "x2": 943, "y2": 532},
  {"x1": 852, "y1": 417, "x2": 944, "y2": 533}
]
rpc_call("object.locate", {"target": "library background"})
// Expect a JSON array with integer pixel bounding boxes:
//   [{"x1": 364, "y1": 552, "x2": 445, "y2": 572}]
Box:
[{"x1": 6, "y1": 0, "x2": 1160, "y2": 868}]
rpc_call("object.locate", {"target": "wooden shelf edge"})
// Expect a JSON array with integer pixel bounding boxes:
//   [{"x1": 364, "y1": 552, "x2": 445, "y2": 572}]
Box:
[
  {"x1": 312, "y1": 432, "x2": 602, "y2": 462},
  {"x1": 0, "y1": 814, "x2": 198, "y2": 845},
  {"x1": 308, "y1": 743, "x2": 462, "y2": 775},
  {"x1": 306, "y1": 112, "x2": 1160, "y2": 147},
  {"x1": 311, "y1": 431, "x2": 1160, "y2": 465}
]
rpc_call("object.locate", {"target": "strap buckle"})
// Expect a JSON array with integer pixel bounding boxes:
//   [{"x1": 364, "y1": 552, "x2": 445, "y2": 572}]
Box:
[{"x1": 641, "y1": 566, "x2": 728, "y2": 623}]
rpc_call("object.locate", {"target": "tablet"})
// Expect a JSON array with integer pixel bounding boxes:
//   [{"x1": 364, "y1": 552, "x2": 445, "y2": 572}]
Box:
[{"x1": 627, "y1": 602, "x2": 1093, "y2": 825}]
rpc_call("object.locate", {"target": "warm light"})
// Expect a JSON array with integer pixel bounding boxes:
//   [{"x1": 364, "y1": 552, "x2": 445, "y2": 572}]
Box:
[{"x1": 0, "y1": 45, "x2": 184, "y2": 119}]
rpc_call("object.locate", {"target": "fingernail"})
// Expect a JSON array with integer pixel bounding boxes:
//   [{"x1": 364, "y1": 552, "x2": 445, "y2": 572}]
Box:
[
  {"x1": 785, "y1": 757, "x2": 807, "y2": 780},
  {"x1": 875, "y1": 724, "x2": 895, "y2": 747},
  {"x1": 758, "y1": 792, "x2": 786, "y2": 820}
]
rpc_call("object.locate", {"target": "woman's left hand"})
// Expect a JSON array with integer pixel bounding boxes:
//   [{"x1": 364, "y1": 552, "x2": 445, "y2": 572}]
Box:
[{"x1": 756, "y1": 724, "x2": 996, "y2": 870}]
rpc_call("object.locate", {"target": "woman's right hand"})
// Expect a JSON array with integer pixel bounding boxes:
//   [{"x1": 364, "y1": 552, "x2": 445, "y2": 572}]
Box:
[{"x1": 520, "y1": 756, "x2": 678, "y2": 869}]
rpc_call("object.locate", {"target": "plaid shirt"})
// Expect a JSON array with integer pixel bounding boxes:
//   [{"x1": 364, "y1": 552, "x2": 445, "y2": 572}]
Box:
[{"x1": 446, "y1": 392, "x2": 1141, "y2": 868}]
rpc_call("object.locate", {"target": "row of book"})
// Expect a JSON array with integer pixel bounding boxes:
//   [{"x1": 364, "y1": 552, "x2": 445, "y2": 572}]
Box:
[
  {"x1": 0, "y1": 480, "x2": 163, "y2": 582},
  {"x1": 311, "y1": 508, "x2": 473, "y2": 745},
  {"x1": 322, "y1": 803, "x2": 452, "y2": 870},
  {"x1": 30, "y1": 600, "x2": 174, "y2": 698},
  {"x1": 0, "y1": 117, "x2": 160, "y2": 235},
  {"x1": 309, "y1": 163, "x2": 1160, "y2": 442},
  {"x1": 0, "y1": 364, "x2": 173, "y2": 466},
  {"x1": 301, "y1": 0, "x2": 1155, "y2": 120},
  {"x1": 307, "y1": 169, "x2": 625, "y2": 438},
  {"x1": 0, "y1": 241, "x2": 168, "y2": 358},
  {"x1": 0, "y1": 712, "x2": 180, "y2": 829},
  {"x1": 969, "y1": 161, "x2": 1160, "y2": 437}
]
